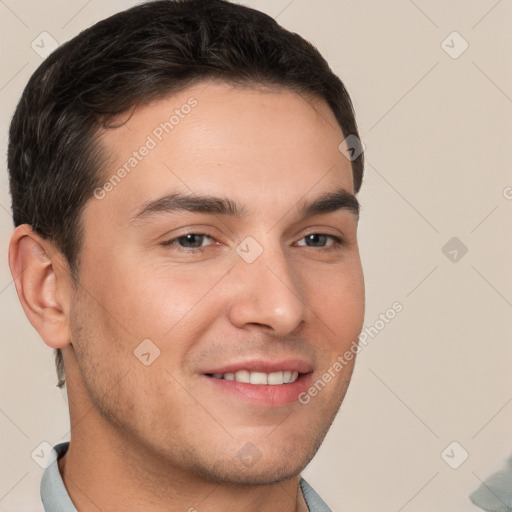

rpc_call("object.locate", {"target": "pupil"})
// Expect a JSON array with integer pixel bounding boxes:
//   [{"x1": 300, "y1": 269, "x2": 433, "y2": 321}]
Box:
[
  {"x1": 183, "y1": 234, "x2": 202, "y2": 248},
  {"x1": 307, "y1": 234, "x2": 325, "y2": 247}
]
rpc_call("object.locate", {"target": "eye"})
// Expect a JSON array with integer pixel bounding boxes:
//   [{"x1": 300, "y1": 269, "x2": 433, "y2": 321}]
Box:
[
  {"x1": 296, "y1": 233, "x2": 344, "y2": 250},
  {"x1": 161, "y1": 232, "x2": 345, "y2": 254},
  {"x1": 162, "y1": 233, "x2": 215, "y2": 253}
]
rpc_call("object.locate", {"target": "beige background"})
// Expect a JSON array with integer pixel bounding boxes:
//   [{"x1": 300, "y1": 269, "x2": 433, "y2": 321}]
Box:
[{"x1": 1, "y1": 1, "x2": 511, "y2": 510}]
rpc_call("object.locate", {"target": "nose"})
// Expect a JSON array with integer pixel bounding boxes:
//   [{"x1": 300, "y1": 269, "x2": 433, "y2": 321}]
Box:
[{"x1": 227, "y1": 240, "x2": 307, "y2": 336}]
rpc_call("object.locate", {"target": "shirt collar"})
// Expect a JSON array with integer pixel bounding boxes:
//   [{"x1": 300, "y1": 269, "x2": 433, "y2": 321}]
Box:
[
  {"x1": 41, "y1": 442, "x2": 331, "y2": 511},
  {"x1": 299, "y1": 477, "x2": 332, "y2": 511},
  {"x1": 40, "y1": 442, "x2": 77, "y2": 512}
]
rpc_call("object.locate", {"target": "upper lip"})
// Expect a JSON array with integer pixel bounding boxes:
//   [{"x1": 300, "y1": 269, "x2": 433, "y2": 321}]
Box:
[{"x1": 202, "y1": 358, "x2": 314, "y2": 375}]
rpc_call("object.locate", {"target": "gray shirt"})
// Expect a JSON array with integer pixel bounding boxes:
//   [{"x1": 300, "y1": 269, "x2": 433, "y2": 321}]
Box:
[{"x1": 41, "y1": 442, "x2": 332, "y2": 511}]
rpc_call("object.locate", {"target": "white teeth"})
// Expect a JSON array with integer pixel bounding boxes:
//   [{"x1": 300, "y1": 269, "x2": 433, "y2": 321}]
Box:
[
  {"x1": 250, "y1": 371, "x2": 268, "y2": 385},
  {"x1": 211, "y1": 370, "x2": 300, "y2": 385},
  {"x1": 267, "y1": 371, "x2": 284, "y2": 385},
  {"x1": 234, "y1": 370, "x2": 250, "y2": 383}
]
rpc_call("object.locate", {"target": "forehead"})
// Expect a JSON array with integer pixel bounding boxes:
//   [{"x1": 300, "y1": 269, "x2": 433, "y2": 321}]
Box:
[{"x1": 93, "y1": 81, "x2": 354, "y2": 220}]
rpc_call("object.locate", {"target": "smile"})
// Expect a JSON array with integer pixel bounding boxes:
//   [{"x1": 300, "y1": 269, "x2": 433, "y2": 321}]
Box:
[{"x1": 207, "y1": 370, "x2": 300, "y2": 385}]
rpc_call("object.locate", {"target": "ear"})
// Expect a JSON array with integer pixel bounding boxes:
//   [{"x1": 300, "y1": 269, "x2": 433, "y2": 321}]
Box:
[{"x1": 8, "y1": 224, "x2": 73, "y2": 349}]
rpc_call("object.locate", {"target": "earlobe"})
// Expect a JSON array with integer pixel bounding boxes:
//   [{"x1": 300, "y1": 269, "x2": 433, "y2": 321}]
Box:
[{"x1": 8, "y1": 224, "x2": 72, "y2": 349}]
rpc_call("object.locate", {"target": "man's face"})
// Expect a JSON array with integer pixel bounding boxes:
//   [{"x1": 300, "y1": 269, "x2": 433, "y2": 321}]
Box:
[{"x1": 66, "y1": 81, "x2": 365, "y2": 484}]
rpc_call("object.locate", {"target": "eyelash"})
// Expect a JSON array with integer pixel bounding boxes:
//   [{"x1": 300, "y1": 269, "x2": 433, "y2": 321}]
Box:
[{"x1": 161, "y1": 233, "x2": 345, "y2": 254}]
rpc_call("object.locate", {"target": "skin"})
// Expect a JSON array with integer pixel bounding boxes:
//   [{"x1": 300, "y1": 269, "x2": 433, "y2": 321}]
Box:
[{"x1": 9, "y1": 80, "x2": 365, "y2": 511}]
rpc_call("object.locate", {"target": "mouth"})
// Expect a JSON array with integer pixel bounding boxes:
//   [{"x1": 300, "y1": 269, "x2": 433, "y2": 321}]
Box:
[
  {"x1": 201, "y1": 360, "x2": 314, "y2": 407},
  {"x1": 205, "y1": 370, "x2": 300, "y2": 385}
]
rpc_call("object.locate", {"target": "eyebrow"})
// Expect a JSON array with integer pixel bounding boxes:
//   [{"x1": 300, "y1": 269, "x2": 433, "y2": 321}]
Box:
[{"x1": 129, "y1": 187, "x2": 360, "y2": 225}]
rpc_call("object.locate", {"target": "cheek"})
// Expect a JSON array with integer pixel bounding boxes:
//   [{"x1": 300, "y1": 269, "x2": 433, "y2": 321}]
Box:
[
  {"x1": 303, "y1": 260, "x2": 365, "y2": 347},
  {"x1": 83, "y1": 254, "x2": 220, "y2": 343},
  {"x1": 83, "y1": 263, "x2": 238, "y2": 384},
  {"x1": 81, "y1": 241, "x2": 364, "y2": 357}
]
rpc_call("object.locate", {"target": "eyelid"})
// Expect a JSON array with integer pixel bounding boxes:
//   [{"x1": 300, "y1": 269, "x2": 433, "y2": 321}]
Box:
[
  {"x1": 161, "y1": 232, "x2": 215, "y2": 248},
  {"x1": 161, "y1": 230, "x2": 345, "y2": 253},
  {"x1": 296, "y1": 226, "x2": 347, "y2": 244},
  {"x1": 298, "y1": 232, "x2": 343, "y2": 241}
]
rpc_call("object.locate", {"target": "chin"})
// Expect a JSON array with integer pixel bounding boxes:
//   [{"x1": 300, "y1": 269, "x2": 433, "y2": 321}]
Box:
[
  {"x1": 189, "y1": 439, "x2": 322, "y2": 487},
  {"x1": 202, "y1": 459, "x2": 308, "y2": 486}
]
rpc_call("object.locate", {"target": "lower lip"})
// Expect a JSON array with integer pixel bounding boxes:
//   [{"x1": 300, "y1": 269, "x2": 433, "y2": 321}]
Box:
[{"x1": 201, "y1": 373, "x2": 314, "y2": 407}]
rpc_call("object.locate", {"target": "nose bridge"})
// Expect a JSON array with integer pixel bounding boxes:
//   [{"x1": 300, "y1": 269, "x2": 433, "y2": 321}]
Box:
[{"x1": 228, "y1": 236, "x2": 307, "y2": 334}]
